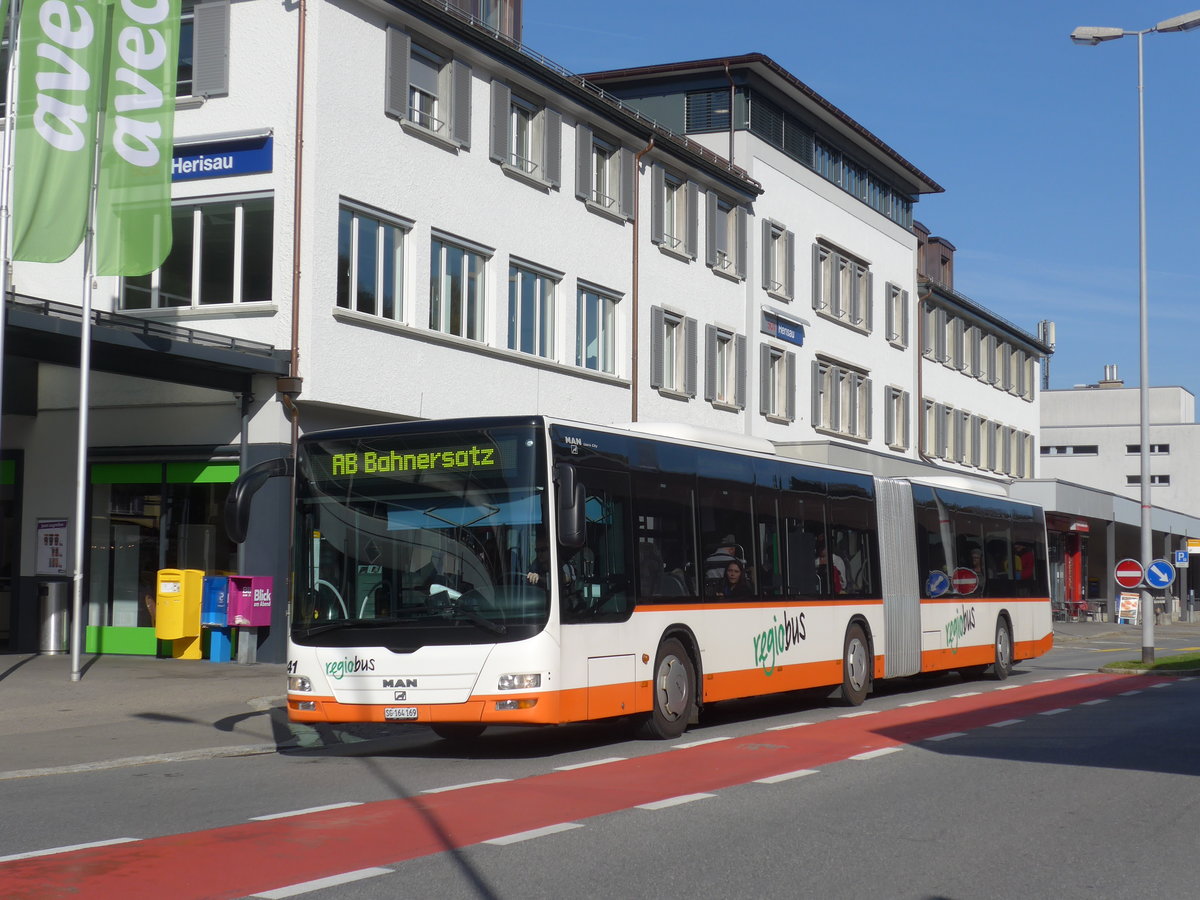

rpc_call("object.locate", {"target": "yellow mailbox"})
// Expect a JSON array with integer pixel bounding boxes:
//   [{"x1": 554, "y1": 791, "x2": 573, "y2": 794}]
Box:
[{"x1": 156, "y1": 569, "x2": 204, "y2": 659}]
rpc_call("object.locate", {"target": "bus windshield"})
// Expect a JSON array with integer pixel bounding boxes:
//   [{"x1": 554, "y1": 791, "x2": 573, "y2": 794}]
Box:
[{"x1": 293, "y1": 424, "x2": 551, "y2": 647}]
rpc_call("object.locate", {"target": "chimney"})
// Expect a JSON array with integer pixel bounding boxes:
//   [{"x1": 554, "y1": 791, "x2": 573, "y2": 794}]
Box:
[{"x1": 1098, "y1": 364, "x2": 1124, "y2": 388}]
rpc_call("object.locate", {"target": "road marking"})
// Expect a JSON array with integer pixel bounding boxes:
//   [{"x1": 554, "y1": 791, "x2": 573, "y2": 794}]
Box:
[
  {"x1": 0, "y1": 838, "x2": 139, "y2": 863},
  {"x1": 995, "y1": 684, "x2": 1022, "y2": 691},
  {"x1": 1082, "y1": 698, "x2": 1109, "y2": 706},
  {"x1": 421, "y1": 779, "x2": 510, "y2": 794},
  {"x1": 484, "y1": 823, "x2": 584, "y2": 845},
  {"x1": 765, "y1": 720, "x2": 813, "y2": 731},
  {"x1": 554, "y1": 757, "x2": 626, "y2": 771},
  {"x1": 1150, "y1": 682, "x2": 1172, "y2": 689},
  {"x1": 0, "y1": 744, "x2": 279, "y2": 781},
  {"x1": 1039, "y1": 708, "x2": 1070, "y2": 716},
  {"x1": 1119, "y1": 690, "x2": 1142, "y2": 696},
  {"x1": 637, "y1": 793, "x2": 715, "y2": 810},
  {"x1": 755, "y1": 769, "x2": 818, "y2": 784},
  {"x1": 251, "y1": 803, "x2": 362, "y2": 821},
  {"x1": 849, "y1": 747, "x2": 902, "y2": 761},
  {"x1": 1180, "y1": 677, "x2": 1197, "y2": 682},
  {"x1": 838, "y1": 710, "x2": 880, "y2": 718},
  {"x1": 251, "y1": 867, "x2": 392, "y2": 899},
  {"x1": 952, "y1": 692, "x2": 980, "y2": 698},
  {"x1": 898, "y1": 699, "x2": 935, "y2": 707},
  {"x1": 988, "y1": 719, "x2": 1022, "y2": 728},
  {"x1": 925, "y1": 732, "x2": 966, "y2": 742},
  {"x1": 673, "y1": 736, "x2": 731, "y2": 749}
]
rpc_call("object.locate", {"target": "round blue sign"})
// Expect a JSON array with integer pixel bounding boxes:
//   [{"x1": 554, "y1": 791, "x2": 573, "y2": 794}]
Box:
[
  {"x1": 927, "y1": 570, "x2": 950, "y2": 598},
  {"x1": 1145, "y1": 559, "x2": 1176, "y2": 589}
]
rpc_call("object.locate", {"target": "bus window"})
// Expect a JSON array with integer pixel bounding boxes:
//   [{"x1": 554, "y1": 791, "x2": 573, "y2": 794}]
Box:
[
  {"x1": 827, "y1": 476, "x2": 879, "y2": 599},
  {"x1": 699, "y1": 479, "x2": 755, "y2": 598},
  {"x1": 631, "y1": 473, "x2": 697, "y2": 599},
  {"x1": 561, "y1": 468, "x2": 634, "y2": 623},
  {"x1": 778, "y1": 471, "x2": 825, "y2": 598}
]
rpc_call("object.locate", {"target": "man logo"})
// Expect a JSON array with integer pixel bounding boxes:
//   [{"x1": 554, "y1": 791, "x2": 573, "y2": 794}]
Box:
[
  {"x1": 382, "y1": 678, "x2": 418, "y2": 688},
  {"x1": 394, "y1": 691, "x2": 407, "y2": 702}
]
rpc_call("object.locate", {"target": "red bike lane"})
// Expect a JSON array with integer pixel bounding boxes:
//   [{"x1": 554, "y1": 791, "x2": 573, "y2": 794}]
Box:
[{"x1": 2, "y1": 672, "x2": 1158, "y2": 899}]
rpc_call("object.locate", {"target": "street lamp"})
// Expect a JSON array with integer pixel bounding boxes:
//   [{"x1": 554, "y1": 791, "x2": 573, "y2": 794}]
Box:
[{"x1": 1071, "y1": 10, "x2": 1200, "y2": 665}]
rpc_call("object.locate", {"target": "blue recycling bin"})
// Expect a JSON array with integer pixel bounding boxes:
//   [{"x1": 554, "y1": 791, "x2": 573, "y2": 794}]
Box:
[{"x1": 201, "y1": 576, "x2": 232, "y2": 663}]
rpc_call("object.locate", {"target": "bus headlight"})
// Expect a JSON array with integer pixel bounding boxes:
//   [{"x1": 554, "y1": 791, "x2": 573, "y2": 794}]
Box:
[
  {"x1": 498, "y1": 673, "x2": 541, "y2": 690},
  {"x1": 495, "y1": 699, "x2": 538, "y2": 710},
  {"x1": 288, "y1": 676, "x2": 313, "y2": 692}
]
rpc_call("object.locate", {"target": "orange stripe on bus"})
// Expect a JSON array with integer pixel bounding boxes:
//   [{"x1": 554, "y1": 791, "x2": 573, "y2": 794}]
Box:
[{"x1": 634, "y1": 598, "x2": 885, "y2": 613}]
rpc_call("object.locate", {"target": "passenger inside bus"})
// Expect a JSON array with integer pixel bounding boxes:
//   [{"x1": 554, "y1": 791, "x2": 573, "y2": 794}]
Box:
[
  {"x1": 639, "y1": 541, "x2": 688, "y2": 597},
  {"x1": 714, "y1": 559, "x2": 753, "y2": 597},
  {"x1": 815, "y1": 533, "x2": 846, "y2": 595}
]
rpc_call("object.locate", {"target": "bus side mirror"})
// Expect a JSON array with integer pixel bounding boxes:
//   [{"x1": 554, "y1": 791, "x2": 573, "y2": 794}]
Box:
[
  {"x1": 555, "y1": 463, "x2": 586, "y2": 550},
  {"x1": 225, "y1": 457, "x2": 294, "y2": 543}
]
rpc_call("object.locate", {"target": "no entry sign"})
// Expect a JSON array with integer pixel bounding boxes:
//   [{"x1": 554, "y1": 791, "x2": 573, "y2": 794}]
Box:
[
  {"x1": 1114, "y1": 558, "x2": 1144, "y2": 589},
  {"x1": 951, "y1": 567, "x2": 979, "y2": 595}
]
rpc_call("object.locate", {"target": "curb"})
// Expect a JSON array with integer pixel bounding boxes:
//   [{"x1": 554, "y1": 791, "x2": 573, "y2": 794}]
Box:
[
  {"x1": 0, "y1": 743, "x2": 287, "y2": 782},
  {"x1": 1098, "y1": 666, "x2": 1200, "y2": 677}
]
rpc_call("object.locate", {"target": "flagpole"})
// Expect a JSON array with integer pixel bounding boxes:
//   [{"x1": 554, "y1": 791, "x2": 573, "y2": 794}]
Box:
[{"x1": 0, "y1": 0, "x2": 21, "y2": 471}]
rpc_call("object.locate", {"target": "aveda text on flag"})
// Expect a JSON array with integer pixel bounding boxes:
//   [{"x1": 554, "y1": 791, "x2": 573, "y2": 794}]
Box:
[
  {"x1": 109, "y1": 0, "x2": 172, "y2": 168},
  {"x1": 31, "y1": 2, "x2": 98, "y2": 152}
]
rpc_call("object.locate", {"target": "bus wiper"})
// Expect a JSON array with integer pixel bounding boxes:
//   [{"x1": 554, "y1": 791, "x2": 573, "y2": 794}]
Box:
[
  {"x1": 301, "y1": 617, "x2": 416, "y2": 636},
  {"x1": 448, "y1": 604, "x2": 507, "y2": 636}
]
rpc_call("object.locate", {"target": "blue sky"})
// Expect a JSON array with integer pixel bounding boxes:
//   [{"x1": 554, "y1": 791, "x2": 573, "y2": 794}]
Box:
[{"x1": 524, "y1": 1, "x2": 1200, "y2": 400}]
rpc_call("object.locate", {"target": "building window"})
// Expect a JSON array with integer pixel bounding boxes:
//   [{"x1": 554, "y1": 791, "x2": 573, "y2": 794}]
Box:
[
  {"x1": 685, "y1": 88, "x2": 731, "y2": 132},
  {"x1": 705, "y1": 326, "x2": 746, "y2": 408},
  {"x1": 706, "y1": 192, "x2": 746, "y2": 279},
  {"x1": 575, "y1": 124, "x2": 630, "y2": 216},
  {"x1": 650, "y1": 306, "x2": 697, "y2": 396},
  {"x1": 336, "y1": 204, "x2": 406, "y2": 320},
  {"x1": 1126, "y1": 443, "x2": 1170, "y2": 455},
  {"x1": 430, "y1": 236, "x2": 488, "y2": 341},
  {"x1": 1042, "y1": 445, "x2": 1099, "y2": 456},
  {"x1": 122, "y1": 195, "x2": 273, "y2": 309},
  {"x1": 760, "y1": 345, "x2": 796, "y2": 421},
  {"x1": 1127, "y1": 474, "x2": 1171, "y2": 486},
  {"x1": 577, "y1": 285, "x2": 619, "y2": 374},
  {"x1": 813, "y1": 359, "x2": 871, "y2": 440},
  {"x1": 508, "y1": 263, "x2": 556, "y2": 358},
  {"x1": 385, "y1": 29, "x2": 470, "y2": 146},
  {"x1": 590, "y1": 136, "x2": 620, "y2": 210},
  {"x1": 812, "y1": 243, "x2": 871, "y2": 332},
  {"x1": 885, "y1": 283, "x2": 909, "y2": 347},
  {"x1": 651, "y1": 166, "x2": 697, "y2": 258},
  {"x1": 490, "y1": 82, "x2": 560, "y2": 186},
  {"x1": 884, "y1": 386, "x2": 909, "y2": 450},
  {"x1": 762, "y1": 220, "x2": 795, "y2": 298}
]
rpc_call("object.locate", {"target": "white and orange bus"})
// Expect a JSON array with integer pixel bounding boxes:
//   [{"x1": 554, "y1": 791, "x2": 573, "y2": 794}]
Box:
[{"x1": 228, "y1": 415, "x2": 1053, "y2": 740}]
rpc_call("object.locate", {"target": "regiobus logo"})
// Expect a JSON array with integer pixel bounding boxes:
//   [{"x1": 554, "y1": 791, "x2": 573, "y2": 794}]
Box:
[{"x1": 324, "y1": 656, "x2": 376, "y2": 680}]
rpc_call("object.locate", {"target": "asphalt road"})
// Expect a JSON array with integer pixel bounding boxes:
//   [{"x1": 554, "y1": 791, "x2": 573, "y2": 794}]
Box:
[{"x1": 3, "y1": 632, "x2": 1199, "y2": 899}]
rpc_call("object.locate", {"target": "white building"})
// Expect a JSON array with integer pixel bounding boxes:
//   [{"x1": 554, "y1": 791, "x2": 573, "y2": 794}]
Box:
[{"x1": 0, "y1": 1, "x2": 1053, "y2": 658}]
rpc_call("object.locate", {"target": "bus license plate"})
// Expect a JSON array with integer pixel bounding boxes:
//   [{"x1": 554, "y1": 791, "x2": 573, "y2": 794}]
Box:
[{"x1": 384, "y1": 707, "x2": 418, "y2": 721}]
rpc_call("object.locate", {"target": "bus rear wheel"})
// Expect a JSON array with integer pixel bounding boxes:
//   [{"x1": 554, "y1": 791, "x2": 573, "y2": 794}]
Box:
[
  {"x1": 840, "y1": 624, "x2": 871, "y2": 706},
  {"x1": 431, "y1": 723, "x2": 487, "y2": 742},
  {"x1": 638, "y1": 638, "x2": 696, "y2": 740},
  {"x1": 991, "y1": 619, "x2": 1013, "y2": 681}
]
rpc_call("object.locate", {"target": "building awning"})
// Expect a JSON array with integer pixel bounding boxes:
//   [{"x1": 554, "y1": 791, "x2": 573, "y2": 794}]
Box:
[{"x1": 4, "y1": 294, "x2": 289, "y2": 394}]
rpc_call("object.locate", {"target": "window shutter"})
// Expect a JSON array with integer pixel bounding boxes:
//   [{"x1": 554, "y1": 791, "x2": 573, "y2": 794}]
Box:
[
  {"x1": 885, "y1": 389, "x2": 895, "y2": 446},
  {"x1": 543, "y1": 108, "x2": 561, "y2": 187},
  {"x1": 865, "y1": 270, "x2": 874, "y2": 332},
  {"x1": 649, "y1": 306, "x2": 665, "y2": 389},
  {"x1": 451, "y1": 60, "x2": 472, "y2": 148},
  {"x1": 575, "y1": 124, "x2": 592, "y2": 201},
  {"x1": 192, "y1": 0, "x2": 230, "y2": 99},
  {"x1": 901, "y1": 290, "x2": 910, "y2": 345},
  {"x1": 704, "y1": 324, "x2": 717, "y2": 402},
  {"x1": 705, "y1": 191, "x2": 717, "y2": 268},
  {"x1": 686, "y1": 181, "x2": 699, "y2": 259},
  {"x1": 759, "y1": 345, "x2": 772, "y2": 415},
  {"x1": 761, "y1": 219, "x2": 772, "y2": 288},
  {"x1": 650, "y1": 165, "x2": 665, "y2": 245},
  {"x1": 735, "y1": 206, "x2": 748, "y2": 280},
  {"x1": 784, "y1": 231, "x2": 795, "y2": 298},
  {"x1": 784, "y1": 352, "x2": 796, "y2": 421},
  {"x1": 619, "y1": 147, "x2": 635, "y2": 220},
  {"x1": 811, "y1": 243, "x2": 822, "y2": 310},
  {"x1": 863, "y1": 378, "x2": 873, "y2": 440},
  {"x1": 490, "y1": 81, "x2": 510, "y2": 163},
  {"x1": 902, "y1": 391, "x2": 910, "y2": 448},
  {"x1": 811, "y1": 360, "x2": 822, "y2": 427},
  {"x1": 734, "y1": 333, "x2": 747, "y2": 409},
  {"x1": 684, "y1": 317, "x2": 698, "y2": 397},
  {"x1": 385, "y1": 28, "x2": 410, "y2": 119}
]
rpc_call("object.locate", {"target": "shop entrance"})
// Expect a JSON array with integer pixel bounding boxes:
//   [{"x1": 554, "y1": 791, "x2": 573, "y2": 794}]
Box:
[{"x1": 0, "y1": 458, "x2": 19, "y2": 650}]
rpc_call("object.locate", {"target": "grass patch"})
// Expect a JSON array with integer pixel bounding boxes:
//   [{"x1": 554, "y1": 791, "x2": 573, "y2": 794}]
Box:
[{"x1": 1104, "y1": 652, "x2": 1200, "y2": 672}]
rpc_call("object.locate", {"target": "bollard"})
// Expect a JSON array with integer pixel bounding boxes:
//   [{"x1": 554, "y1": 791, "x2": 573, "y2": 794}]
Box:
[{"x1": 38, "y1": 582, "x2": 69, "y2": 655}]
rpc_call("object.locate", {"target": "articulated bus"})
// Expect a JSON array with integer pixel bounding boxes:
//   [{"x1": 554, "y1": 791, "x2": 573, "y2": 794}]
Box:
[{"x1": 228, "y1": 415, "x2": 1052, "y2": 740}]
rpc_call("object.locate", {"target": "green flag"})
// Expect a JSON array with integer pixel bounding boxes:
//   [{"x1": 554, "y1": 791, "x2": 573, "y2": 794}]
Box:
[
  {"x1": 95, "y1": 0, "x2": 180, "y2": 276},
  {"x1": 12, "y1": 0, "x2": 110, "y2": 262}
]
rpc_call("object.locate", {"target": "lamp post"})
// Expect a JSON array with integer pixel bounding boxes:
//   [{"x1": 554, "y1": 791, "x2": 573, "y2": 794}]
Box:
[{"x1": 1071, "y1": 10, "x2": 1200, "y2": 665}]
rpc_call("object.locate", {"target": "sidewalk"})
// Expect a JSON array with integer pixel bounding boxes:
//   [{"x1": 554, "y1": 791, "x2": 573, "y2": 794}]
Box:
[{"x1": 5, "y1": 617, "x2": 1200, "y2": 778}]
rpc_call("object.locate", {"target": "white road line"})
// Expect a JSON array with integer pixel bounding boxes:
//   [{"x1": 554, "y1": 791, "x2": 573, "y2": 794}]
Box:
[
  {"x1": 1119, "y1": 690, "x2": 1142, "y2": 696},
  {"x1": 1150, "y1": 682, "x2": 1172, "y2": 689},
  {"x1": 1082, "y1": 698, "x2": 1109, "y2": 706},
  {"x1": 251, "y1": 802, "x2": 362, "y2": 821},
  {"x1": 988, "y1": 719, "x2": 1022, "y2": 728},
  {"x1": 421, "y1": 778, "x2": 510, "y2": 794},
  {"x1": 838, "y1": 710, "x2": 880, "y2": 718},
  {"x1": 1039, "y1": 708, "x2": 1070, "y2": 716},
  {"x1": 0, "y1": 838, "x2": 140, "y2": 863},
  {"x1": 485, "y1": 823, "x2": 584, "y2": 845},
  {"x1": 637, "y1": 793, "x2": 715, "y2": 810},
  {"x1": 925, "y1": 732, "x2": 966, "y2": 742},
  {"x1": 1065, "y1": 672, "x2": 1091, "y2": 678},
  {"x1": 898, "y1": 699, "x2": 935, "y2": 708},
  {"x1": 995, "y1": 684, "x2": 1022, "y2": 691},
  {"x1": 951, "y1": 692, "x2": 980, "y2": 698},
  {"x1": 554, "y1": 757, "x2": 627, "y2": 771},
  {"x1": 1180, "y1": 677, "x2": 1196, "y2": 682},
  {"x1": 849, "y1": 747, "x2": 902, "y2": 761},
  {"x1": 251, "y1": 867, "x2": 392, "y2": 898},
  {"x1": 1032, "y1": 678, "x2": 1054, "y2": 683},
  {"x1": 765, "y1": 721, "x2": 813, "y2": 731},
  {"x1": 755, "y1": 769, "x2": 818, "y2": 784},
  {"x1": 672, "y1": 736, "x2": 731, "y2": 749}
]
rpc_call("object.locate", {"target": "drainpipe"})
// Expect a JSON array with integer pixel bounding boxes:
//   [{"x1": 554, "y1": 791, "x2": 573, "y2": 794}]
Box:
[
  {"x1": 916, "y1": 282, "x2": 936, "y2": 464},
  {"x1": 723, "y1": 62, "x2": 736, "y2": 166},
  {"x1": 631, "y1": 136, "x2": 655, "y2": 423}
]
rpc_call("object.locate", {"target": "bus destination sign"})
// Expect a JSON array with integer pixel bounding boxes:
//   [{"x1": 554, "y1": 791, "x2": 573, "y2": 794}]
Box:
[{"x1": 329, "y1": 444, "x2": 501, "y2": 478}]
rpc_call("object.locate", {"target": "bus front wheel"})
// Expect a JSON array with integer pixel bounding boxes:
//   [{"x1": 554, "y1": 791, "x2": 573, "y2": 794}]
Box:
[
  {"x1": 840, "y1": 624, "x2": 871, "y2": 706},
  {"x1": 638, "y1": 638, "x2": 696, "y2": 740}
]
